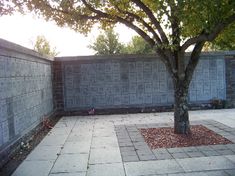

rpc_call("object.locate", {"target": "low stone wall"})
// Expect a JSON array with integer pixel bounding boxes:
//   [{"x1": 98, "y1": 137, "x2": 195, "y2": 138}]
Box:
[
  {"x1": 0, "y1": 39, "x2": 54, "y2": 165},
  {"x1": 56, "y1": 53, "x2": 228, "y2": 111}
]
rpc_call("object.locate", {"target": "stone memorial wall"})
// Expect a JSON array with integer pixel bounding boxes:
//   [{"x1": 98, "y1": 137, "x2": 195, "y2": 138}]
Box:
[
  {"x1": 0, "y1": 38, "x2": 234, "y2": 167},
  {"x1": 60, "y1": 54, "x2": 226, "y2": 110},
  {"x1": 0, "y1": 39, "x2": 54, "y2": 160}
]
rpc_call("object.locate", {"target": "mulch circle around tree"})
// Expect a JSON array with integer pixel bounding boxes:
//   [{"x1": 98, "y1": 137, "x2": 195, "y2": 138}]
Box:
[{"x1": 140, "y1": 125, "x2": 233, "y2": 149}]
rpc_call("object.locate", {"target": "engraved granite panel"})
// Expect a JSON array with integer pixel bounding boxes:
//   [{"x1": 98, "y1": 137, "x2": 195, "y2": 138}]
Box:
[
  {"x1": 0, "y1": 47, "x2": 53, "y2": 157},
  {"x1": 63, "y1": 56, "x2": 226, "y2": 109}
]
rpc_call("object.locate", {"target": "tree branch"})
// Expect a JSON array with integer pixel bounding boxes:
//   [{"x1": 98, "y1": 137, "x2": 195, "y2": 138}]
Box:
[
  {"x1": 181, "y1": 14, "x2": 235, "y2": 51},
  {"x1": 184, "y1": 41, "x2": 205, "y2": 84},
  {"x1": 114, "y1": 6, "x2": 162, "y2": 45},
  {"x1": 81, "y1": 0, "x2": 156, "y2": 47},
  {"x1": 130, "y1": 0, "x2": 169, "y2": 44}
]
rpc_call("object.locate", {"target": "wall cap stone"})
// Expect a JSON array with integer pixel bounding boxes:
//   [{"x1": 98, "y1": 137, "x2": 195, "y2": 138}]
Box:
[
  {"x1": 0, "y1": 38, "x2": 54, "y2": 61},
  {"x1": 55, "y1": 51, "x2": 235, "y2": 62}
]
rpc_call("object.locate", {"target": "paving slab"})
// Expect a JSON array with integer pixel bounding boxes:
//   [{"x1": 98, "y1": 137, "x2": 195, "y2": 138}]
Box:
[
  {"x1": 124, "y1": 160, "x2": 184, "y2": 176},
  {"x1": 89, "y1": 148, "x2": 122, "y2": 164},
  {"x1": 91, "y1": 136, "x2": 119, "y2": 149},
  {"x1": 122, "y1": 155, "x2": 139, "y2": 162},
  {"x1": 225, "y1": 169, "x2": 235, "y2": 175},
  {"x1": 61, "y1": 141, "x2": 91, "y2": 154},
  {"x1": 50, "y1": 154, "x2": 89, "y2": 173},
  {"x1": 186, "y1": 151, "x2": 205, "y2": 158},
  {"x1": 49, "y1": 172, "x2": 86, "y2": 176},
  {"x1": 87, "y1": 163, "x2": 125, "y2": 176},
  {"x1": 39, "y1": 134, "x2": 68, "y2": 146},
  {"x1": 176, "y1": 155, "x2": 235, "y2": 172},
  {"x1": 168, "y1": 172, "x2": 208, "y2": 176},
  {"x1": 26, "y1": 145, "x2": 61, "y2": 161},
  {"x1": 12, "y1": 160, "x2": 54, "y2": 176},
  {"x1": 225, "y1": 155, "x2": 235, "y2": 163},
  {"x1": 67, "y1": 133, "x2": 92, "y2": 142}
]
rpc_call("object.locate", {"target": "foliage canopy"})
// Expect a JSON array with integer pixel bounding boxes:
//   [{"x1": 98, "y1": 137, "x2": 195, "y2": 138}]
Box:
[
  {"x1": 88, "y1": 28, "x2": 124, "y2": 55},
  {"x1": 34, "y1": 35, "x2": 59, "y2": 57},
  {"x1": 124, "y1": 36, "x2": 154, "y2": 54}
]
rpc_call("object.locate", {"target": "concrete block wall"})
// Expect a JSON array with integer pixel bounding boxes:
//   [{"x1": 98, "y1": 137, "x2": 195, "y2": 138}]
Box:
[
  {"x1": 56, "y1": 53, "x2": 227, "y2": 111},
  {"x1": 0, "y1": 39, "x2": 54, "y2": 161}
]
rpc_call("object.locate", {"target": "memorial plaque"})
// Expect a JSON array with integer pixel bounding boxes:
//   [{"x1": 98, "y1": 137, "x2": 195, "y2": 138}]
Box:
[
  {"x1": 159, "y1": 82, "x2": 167, "y2": 92},
  {"x1": 143, "y1": 71, "x2": 152, "y2": 82},
  {"x1": 129, "y1": 62, "x2": 136, "y2": 71},
  {"x1": 143, "y1": 94, "x2": 152, "y2": 104},
  {"x1": 152, "y1": 94, "x2": 160, "y2": 104},
  {"x1": 129, "y1": 83, "x2": 137, "y2": 93},
  {"x1": 167, "y1": 93, "x2": 174, "y2": 103},
  {"x1": 160, "y1": 94, "x2": 167, "y2": 103},
  {"x1": 152, "y1": 82, "x2": 159, "y2": 92},
  {"x1": 113, "y1": 73, "x2": 121, "y2": 82},
  {"x1": 121, "y1": 94, "x2": 130, "y2": 105},
  {"x1": 144, "y1": 83, "x2": 152, "y2": 93},
  {"x1": 130, "y1": 94, "x2": 138, "y2": 104},
  {"x1": 113, "y1": 95, "x2": 122, "y2": 105},
  {"x1": 129, "y1": 71, "x2": 137, "y2": 82}
]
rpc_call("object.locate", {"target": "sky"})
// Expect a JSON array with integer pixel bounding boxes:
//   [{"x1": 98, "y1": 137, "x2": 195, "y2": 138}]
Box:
[{"x1": 0, "y1": 13, "x2": 136, "y2": 56}]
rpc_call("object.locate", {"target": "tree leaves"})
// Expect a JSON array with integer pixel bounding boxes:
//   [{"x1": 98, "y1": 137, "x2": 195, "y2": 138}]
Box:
[
  {"x1": 34, "y1": 35, "x2": 59, "y2": 57},
  {"x1": 88, "y1": 28, "x2": 124, "y2": 55}
]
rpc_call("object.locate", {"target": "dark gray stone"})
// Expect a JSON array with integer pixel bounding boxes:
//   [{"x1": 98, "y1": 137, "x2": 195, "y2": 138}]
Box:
[
  {"x1": 202, "y1": 150, "x2": 220, "y2": 156},
  {"x1": 187, "y1": 151, "x2": 205, "y2": 158},
  {"x1": 171, "y1": 152, "x2": 189, "y2": 159}
]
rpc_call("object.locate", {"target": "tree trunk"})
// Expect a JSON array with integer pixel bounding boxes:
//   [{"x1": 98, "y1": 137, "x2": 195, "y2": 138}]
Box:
[{"x1": 174, "y1": 81, "x2": 191, "y2": 134}]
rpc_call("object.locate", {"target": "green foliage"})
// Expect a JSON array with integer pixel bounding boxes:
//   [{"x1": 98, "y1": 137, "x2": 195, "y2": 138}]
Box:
[
  {"x1": 123, "y1": 36, "x2": 154, "y2": 54},
  {"x1": 88, "y1": 28, "x2": 124, "y2": 55},
  {"x1": 7, "y1": 0, "x2": 235, "y2": 51},
  {"x1": 205, "y1": 23, "x2": 235, "y2": 51},
  {"x1": 34, "y1": 35, "x2": 59, "y2": 57}
]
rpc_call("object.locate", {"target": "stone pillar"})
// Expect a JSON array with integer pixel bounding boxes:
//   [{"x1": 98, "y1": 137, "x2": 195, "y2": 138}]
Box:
[
  {"x1": 53, "y1": 61, "x2": 64, "y2": 111},
  {"x1": 225, "y1": 55, "x2": 235, "y2": 107}
]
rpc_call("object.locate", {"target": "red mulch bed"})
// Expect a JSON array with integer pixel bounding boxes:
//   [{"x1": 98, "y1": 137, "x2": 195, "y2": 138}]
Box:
[{"x1": 140, "y1": 125, "x2": 233, "y2": 149}]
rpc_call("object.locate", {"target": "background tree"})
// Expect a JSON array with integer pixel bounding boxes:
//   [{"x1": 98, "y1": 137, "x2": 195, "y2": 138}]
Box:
[
  {"x1": 123, "y1": 36, "x2": 154, "y2": 54},
  {"x1": 34, "y1": 35, "x2": 59, "y2": 57},
  {"x1": 8, "y1": 0, "x2": 235, "y2": 134},
  {"x1": 88, "y1": 28, "x2": 124, "y2": 55}
]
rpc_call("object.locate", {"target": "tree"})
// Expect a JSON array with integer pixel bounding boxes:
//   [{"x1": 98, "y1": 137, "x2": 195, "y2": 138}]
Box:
[
  {"x1": 88, "y1": 28, "x2": 124, "y2": 55},
  {"x1": 8, "y1": 0, "x2": 235, "y2": 134},
  {"x1": 203, "y1": 23, "x2": 235, "y2": 51},
  {"x1": 124, "y1": 36, "x2": 154, "y2": 54},
  {"x1": 34, "y1": 35, "x2": 59, "y2": 57}
]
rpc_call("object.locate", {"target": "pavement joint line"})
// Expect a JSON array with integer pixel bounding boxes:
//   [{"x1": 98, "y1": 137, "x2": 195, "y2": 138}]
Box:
[
  {"x1": 114, "y1": 122, "x2": 128, "y2": 176},
  {"x1": 84, "y1": 119, "x2": 95, "y2": 176},
  {"x1": 48, "y1": 117, "x2": 79, "y2": 175}
]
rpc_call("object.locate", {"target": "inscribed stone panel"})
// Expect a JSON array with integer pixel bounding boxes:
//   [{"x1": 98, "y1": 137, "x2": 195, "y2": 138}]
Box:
[
  {"x1": 121, "y1": 94, "x2": 130, "y2": 105},
  {"x1": 143, "y1": 94, "x2": 152, "y2": 104},
  {"x1": 144, "y1": 82, "x2": 152, "y2": 93},
  {"x1": 136, "y1": 83, "x2": 144, "y2": 94},
  {"x1": 152, "y1": 94, "x2": 160, "y2": 104},
  {"x1": 129, "y1": 94, "x2": 138, "y2": 105},
  {"x1": 129, "y1": 83, "x2": 137, "y2": 94}
]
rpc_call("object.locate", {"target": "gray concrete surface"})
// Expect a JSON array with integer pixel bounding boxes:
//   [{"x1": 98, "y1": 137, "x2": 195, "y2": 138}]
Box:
[{"x1": 13, "y1": 109, "x2": 235, "y2": 176}]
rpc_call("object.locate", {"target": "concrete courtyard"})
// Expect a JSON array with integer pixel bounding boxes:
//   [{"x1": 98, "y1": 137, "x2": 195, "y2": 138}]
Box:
[{"x1": 13, "y1": 109, "x2": 235, "y2": 176}]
